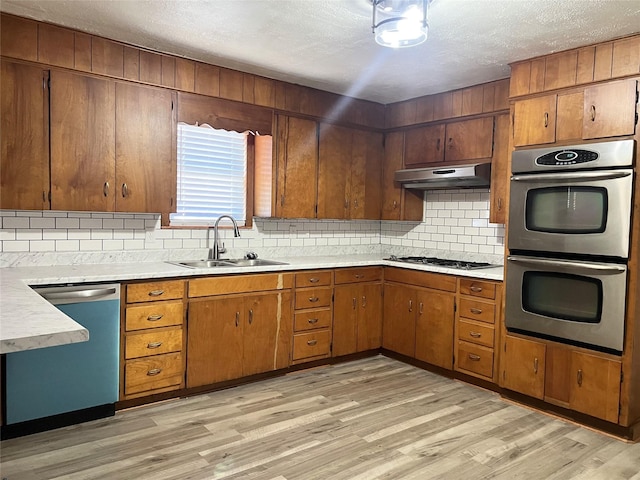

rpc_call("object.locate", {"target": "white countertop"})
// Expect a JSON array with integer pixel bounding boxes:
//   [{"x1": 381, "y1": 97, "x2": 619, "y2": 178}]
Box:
[{"x1": 0, "y1": 255, "x2": 504, "y2": 354}]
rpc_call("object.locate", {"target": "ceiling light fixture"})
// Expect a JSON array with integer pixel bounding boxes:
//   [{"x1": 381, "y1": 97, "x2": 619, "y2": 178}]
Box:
[{"x1": 372, "y1": 0, "x2": 430, "y2": 48}]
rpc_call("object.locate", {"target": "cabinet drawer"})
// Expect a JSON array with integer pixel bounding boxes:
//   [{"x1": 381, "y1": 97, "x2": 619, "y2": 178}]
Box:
[
  {"x1": 188, "y1": 273, "x2": 292, "y2": 298},
  {"x1": 125, "y1": 301, "x2": 183, "y2": 331},
  {"x1": 458, "y1": 298, "x2": 496, "y2": 324},
  {"x1": 293, "y1": 330, "x2": 331, "y2": 360},
  {"x1": 458, "y1": 319, "x2": 494, "y2": 348},
  {"x1": 127, "y1": 280, "x2": 184, "y2": 303},
  {"x1": 294, "y1": 309, "x2": 332, "y2": 332},
  {"x1": 125, "y1": 328, "x2": 183, "y2": 359},
  {"x1": 125, "y1": 352, "x2": 183, "y2": 395},
  {"x1": 295, "y1": 287, "x2": 332, "y2": 309},
  {"x1": 459, "y1": 279, "x2": 496, "y2": 299},
  {"x1": 295, "y1": 270, "x2": 332, "y2": 288},
  {"x1": 334, "y1": 267, "x2": 382, "y2": 284},
  {"x1": 457, "y1": 341, "x2": 493, "y2": 378}
]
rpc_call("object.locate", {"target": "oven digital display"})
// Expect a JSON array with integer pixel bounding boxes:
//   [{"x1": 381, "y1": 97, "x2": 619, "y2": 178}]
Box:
[{"x1": 536, "y1": 149, "x2": 599, "y2": 166}]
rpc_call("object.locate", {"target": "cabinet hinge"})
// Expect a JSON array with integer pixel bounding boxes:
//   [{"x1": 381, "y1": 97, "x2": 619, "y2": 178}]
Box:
[
  {"x1": 621, "y1": 371, "x2": 624, "y2": 384},
  {"x1": 315, "y1": 204, "x2": 318, "y2": 215},
  {"x1": 453, "y1": 300, "x2": 457, "y2": 313},
  {"x1": 48, "y1": 191, "x2": 51, "y2": 202},
  {"x1": 330, "y1": 342, "x2": 333, "y2": 352},
  {"x1": 171, "y1": 100, "x2": 174, "y2": 110}
]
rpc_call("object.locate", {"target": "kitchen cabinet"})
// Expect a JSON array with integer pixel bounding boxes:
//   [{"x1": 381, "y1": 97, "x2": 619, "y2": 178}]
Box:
[
  {"x1": 403, "y1": 117, "x2": 494, "y2": 167},
  {"x1": 274, "y1": 115, "x2": 318, "y2": 218},
  {"x1": 380, "y1": 131, "x2": 424, "y2": 221},
  {"x1": 115, "y1": 82, "x2": 175, "y2": 221},
  {"x1": 513, "y1": 79, "x2": 638, "y2": 147},
  {"x1": 121, "y1": 280, "x2": 186, "y2": 400},
  {"x1": 50, "y1": 69, "x2": 116, "y2": 212},
  {"x1": 0, "y1": 60, "x2": 49, "y2": 210},
  {"x1": 317, "y1": 124, "x2": 383, "y2": 220},
  {"x1": 500, "y1": 337, "x2": 621, "y2": 423},
  {"x1": 292, "y1": 270, "x2": 333, "y2": 363},
  {"x1": 499, "y1": 335, "x2": 546, "y2": 400},
  {"x1": 454, "y1": 278, "x2": 501, "y2": 382},
  {"x1": 333, "y1": 267, "x2": 383, "y2": 357},
  {"x1": 49, "y1": 70, "x2": 176, "y2": 220},
  {"x1": 489, "y1": 113, "x2": 510, "y2": 224},
  {"x1": 383, "y1": 268, "x2": 457, "y2": 366},
  {"x1": 186, "y1": 273, "x2": 293, "y2": 387}
]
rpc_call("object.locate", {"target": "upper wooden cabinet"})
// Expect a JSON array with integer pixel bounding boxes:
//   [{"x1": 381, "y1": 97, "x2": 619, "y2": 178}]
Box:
[
  {"x1": 317, "y1": 124, "x2": 383, "y2": 220},
  {"x1": 50, "y1": 69, "x2": 117, "y2": 212},
  {"x1": 381, "y1": 131, "x2": 423, "y2": 221},
  {"x1": 513, "y1": 79, "x2": 638, "y2": 147},
  {"x1": 0, "y1": 60, "x2": 49, "y2": 210},
  {"x1": 115, "y1": 82, "x2": 175, "y2": 220},
  {"x1": 404, "y1": 117, "x2": 494, "y2": 167},
  {"x1": 489, "y1": 113, "x2": 510, "y2": 224},
  {"x1": 274, "y1": 115, "x2": 318, "y2": 219}
]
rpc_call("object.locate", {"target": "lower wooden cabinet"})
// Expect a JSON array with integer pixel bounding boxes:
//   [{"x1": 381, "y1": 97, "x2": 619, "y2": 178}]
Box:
[
  {"x1": 186, "y1": 291, "x2": 292, "y2": 387},
  {"x1": 382, "y1": 282, "x2": 417, "y2": 357},
  {"x1": 415, "y1": 290, "x2": 455, "y2": 369},
  {"x1": 121, "y1": 280, "x2": 186, "y2": 400},
  {"x1": 500, "y1": 335, "x2": 622, "y2": 423}
]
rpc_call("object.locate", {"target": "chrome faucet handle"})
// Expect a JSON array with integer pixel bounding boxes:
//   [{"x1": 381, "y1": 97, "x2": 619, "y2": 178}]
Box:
[{"x1": 245, "y1": 251, "x2": 258, "y2": 260}]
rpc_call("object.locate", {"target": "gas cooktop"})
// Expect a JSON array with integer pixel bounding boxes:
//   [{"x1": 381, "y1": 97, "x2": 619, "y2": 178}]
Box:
[{"x1": 385, "y1": 255, "x2": 499, "y2": 270}]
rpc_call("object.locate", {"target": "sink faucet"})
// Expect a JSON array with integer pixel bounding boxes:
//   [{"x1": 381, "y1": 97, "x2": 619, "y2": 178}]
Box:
[{"x1": 208, "y1": 215, "x2": 240, "y2": 260}]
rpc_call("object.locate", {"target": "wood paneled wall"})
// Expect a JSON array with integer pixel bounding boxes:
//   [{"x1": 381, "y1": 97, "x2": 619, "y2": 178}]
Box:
[
  {"x1": 510, "y1": 35, "x2": 640, "y2": 98},
  {"x1": 0, "y1": 13, "x2": 385, "y2": 130}
]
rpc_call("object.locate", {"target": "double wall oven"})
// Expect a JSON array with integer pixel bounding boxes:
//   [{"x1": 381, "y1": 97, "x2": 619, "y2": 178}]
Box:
[{"x1": 505, "y1": 139, "x2": 635, "y2": 353}]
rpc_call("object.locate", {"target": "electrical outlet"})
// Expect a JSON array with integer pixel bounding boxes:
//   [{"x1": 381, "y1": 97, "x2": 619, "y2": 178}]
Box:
[{"x1": 289, "y1": 223, "x2": 298, "y2": 234}]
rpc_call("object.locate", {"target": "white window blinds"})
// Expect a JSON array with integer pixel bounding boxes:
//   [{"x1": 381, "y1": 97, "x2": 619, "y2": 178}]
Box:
[{"x1": 171, "y1": 123, "x2": 247, "y2": 226}]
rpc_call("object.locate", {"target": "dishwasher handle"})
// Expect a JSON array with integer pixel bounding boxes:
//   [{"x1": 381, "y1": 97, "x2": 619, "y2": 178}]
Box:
[{"x1": 40, "y1": 287, "x2": 118, "y2": 302}]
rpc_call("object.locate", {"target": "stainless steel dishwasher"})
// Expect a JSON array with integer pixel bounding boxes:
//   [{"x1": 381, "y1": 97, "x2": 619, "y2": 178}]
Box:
[{"x1": 2, "y1": 284, "x2": 120, "y2": 439}]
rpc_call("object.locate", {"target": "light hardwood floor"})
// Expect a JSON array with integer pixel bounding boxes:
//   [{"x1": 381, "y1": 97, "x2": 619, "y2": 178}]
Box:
[{"x1": 1, "y1": 356, "x2": 639, "y2": 480}]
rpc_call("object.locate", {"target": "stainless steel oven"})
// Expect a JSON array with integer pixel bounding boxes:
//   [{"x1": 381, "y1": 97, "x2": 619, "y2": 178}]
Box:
[
  {"x1": 505, "y1": 255, "x2": 627, "y2": 352},
  {"x1": 508, "y1": 139, "x2": 635, "y2": 259}
]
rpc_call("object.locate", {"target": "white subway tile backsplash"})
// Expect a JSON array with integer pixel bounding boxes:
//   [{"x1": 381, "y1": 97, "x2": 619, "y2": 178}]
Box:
[
  {"x1": 30, "y1": 217, "x2": 56, "y2": 229},
  {"x1": 3, "y1": 217, "x2": 30, "y2": 229},
  {"x1": 56, "y1": 240, "x2": 79, "y2": 251},
  {"x1": 30, "y1": 240, "x2": 55, "y2": 252},
  {"x1": 55, "y1": 218, "x2": 80, "y2": 229}
]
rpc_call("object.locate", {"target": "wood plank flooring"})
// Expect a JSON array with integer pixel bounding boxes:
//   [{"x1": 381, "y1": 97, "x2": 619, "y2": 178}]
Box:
[{"x1": 1, "y1": 356, "x2": 639, "y2": 480}]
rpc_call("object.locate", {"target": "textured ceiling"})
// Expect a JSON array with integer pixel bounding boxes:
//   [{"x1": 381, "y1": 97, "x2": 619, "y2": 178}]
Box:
[{"x1": 2, "y1": 0, "x2": 639, "y2": 104}]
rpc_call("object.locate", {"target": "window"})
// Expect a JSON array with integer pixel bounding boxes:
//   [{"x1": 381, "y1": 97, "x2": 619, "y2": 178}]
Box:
[{"x1": 171, "y1": 123, "x2": 248, "y2": 226}]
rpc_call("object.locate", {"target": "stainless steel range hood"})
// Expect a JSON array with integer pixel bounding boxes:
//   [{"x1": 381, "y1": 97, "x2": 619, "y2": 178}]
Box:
[{"x1": 394, "y1": 162, "x2": 491, "y2": 190}]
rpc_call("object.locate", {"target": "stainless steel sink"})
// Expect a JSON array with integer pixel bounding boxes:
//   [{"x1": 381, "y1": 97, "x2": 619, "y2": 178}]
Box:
[{"x1": 169, "y1": 258, "x2": 288, "y2": 269}]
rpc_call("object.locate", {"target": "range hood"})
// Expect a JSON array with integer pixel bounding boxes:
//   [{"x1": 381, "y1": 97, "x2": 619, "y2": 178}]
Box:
[{"x1": 394, "y1": 162, "x2": 491, "y2": 190}]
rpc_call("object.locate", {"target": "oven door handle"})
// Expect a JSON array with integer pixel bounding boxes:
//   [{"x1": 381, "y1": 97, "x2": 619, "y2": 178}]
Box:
[
  {"x1": 508, "y1": 256, "x2": 626, "y2": 274},
  {"x1": 511, "y1": 170, "x2": 632, "y2": 182}
]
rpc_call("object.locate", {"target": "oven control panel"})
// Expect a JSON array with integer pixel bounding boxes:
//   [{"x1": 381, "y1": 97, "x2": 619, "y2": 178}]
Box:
[{"x1": 536, "y1": 149, "x2": 599, "y2": 166}]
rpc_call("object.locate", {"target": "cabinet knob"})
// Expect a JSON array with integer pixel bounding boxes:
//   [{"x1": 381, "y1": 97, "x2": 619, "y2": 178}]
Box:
[
  {"x1": 355, "y1": 274, "x2": 364, "y2": 279},
  {"x1": 393, "y1": 200, "x2": 398, "y2": 209}
]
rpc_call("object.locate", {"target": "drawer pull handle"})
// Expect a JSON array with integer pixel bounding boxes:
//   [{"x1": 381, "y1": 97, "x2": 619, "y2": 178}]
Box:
[
  {"x1": 419, "y1": 302, "x2": 423, "y2": 315},
  {"x1": 235, "y1": 311, "x2": 240, "y2": 327},
  {"x1": 533, "y1": 357, "x2": 539, "y2": 374},
  {"x1": 103, "y1": 181, "x2": 109, "y2": 197},
  {"x1": 355, "y1": 274, "x2": 364, "y2": 279},
  {"x1": 469, "y1": 332, "x2": 482, "y2": 338},
  {"x1": 147, "y1": 368, "x2": 162, "y2": 376},
  {"x1": 147, "y1": 314, "x2": 164, "y2": 321},
  {"x1": 307, "y1": 339, "x2": 318, "y2": 346},
  {"x1": 352, "y1": 297, "x2": 357, "y2": 309},
  {"x1": 408, "y1": 299, "x2": 413, "y2": 312},
  {"x1": 577, "y1": 369, "x2": 583, "y2": 386},
  {"x1": 470, "y1": 286, "x2": 483, "y2": 293},
  {"x1": 148, "y1": 290, "x2": 165, "y2": 297},
  {"x1": 308, "y1": 277, "x2": 320, "y2": 283},
  {"x1": 249, "y1": 309, "x2": 254, "y2": 325},
  {"x1": 590, "y1": 105, "x2": 596, "y2": 122},
  {"x1": 468, "y1": 354, "x2": 481, "y2": 361},
  {"x1": 543, "y1": 112, "x2": 549, "y2": 128},
  {"x1": 308, "y1": 296, "x2": 319, "y2": 303},
  {"x1": 308, "y1": 318, "x2": 319, "y2": 324},
  {"x1": 470, "y1": 308, "x2": 483, "y2": 315},
  {"x1": 147, "y1": 342, "x2": 163, "y2": 349},
  {"x1": 362, "y1": 296, "x2": 367, "y2": 308},
  {"x1": 122, "y1": 182, "x2": 129, "y2": 198}
]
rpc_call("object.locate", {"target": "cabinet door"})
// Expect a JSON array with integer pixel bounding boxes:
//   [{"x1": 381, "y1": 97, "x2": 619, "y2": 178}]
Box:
[
  {"x1": 569, "y1": 351, "x2": 621, "y2": 423},
  {"x1": 404, "y1": 124, "x2": 445, "y2": 166},
  {"x1": 50, "y1": 70, "x2": 116, "y2": 211},
  {"x1": 513, "y1": 95, "x2": 557, "y2": 147},
  {"x1": 333, "y1": 284, "x2": 358, "y2": 357},
  {"x1": 357, "y1": 283, "x2": 383, "y2": 351},
  {"x1": 1, "y1": 60, "x2": 49, "y2": 210},
  {"x1": 445, "y1": 117, "x2": 494, "y2": 162},
  {"x1": 382, "y1": 283, "x2": 416, "y2": 357},
  {"x1": 583, "y1": 79, "x2": 637, "y2": 139},
  {"x1": 243, "y1": 293, "x2": 280, "y2": 376},
  {"x1": 317, "y1": 123, "x2": 351, "y2": 219},
  {"x1": 186, "y1": 297, "x2": 244, "y2": 387},
  {"x1": 500, "y1": 335, "x2": 546, "y2": 400},
  {"x1": 381, "y1": 131, "x2": 423, "y2": 221},
  {"x1": 350, "y1": 130, "x2": 382, "y2": 220},
  {"x1": 489, "y1": 113, "x2": 510, "y2": 224},
  {"x1": 115, "y1": 82, "x2": 175, "y2": 217},
  {"x1": 414, "y1": 289, "x2": 455, "y2": 369},
  {"x1": 274, "y1": 115, "x2": 318, "y2": 218}
]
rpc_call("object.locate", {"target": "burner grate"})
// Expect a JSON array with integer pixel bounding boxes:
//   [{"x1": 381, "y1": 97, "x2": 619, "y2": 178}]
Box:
[{"x1": 386, "y1": 255, "x2": 496, "y2": 270}]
